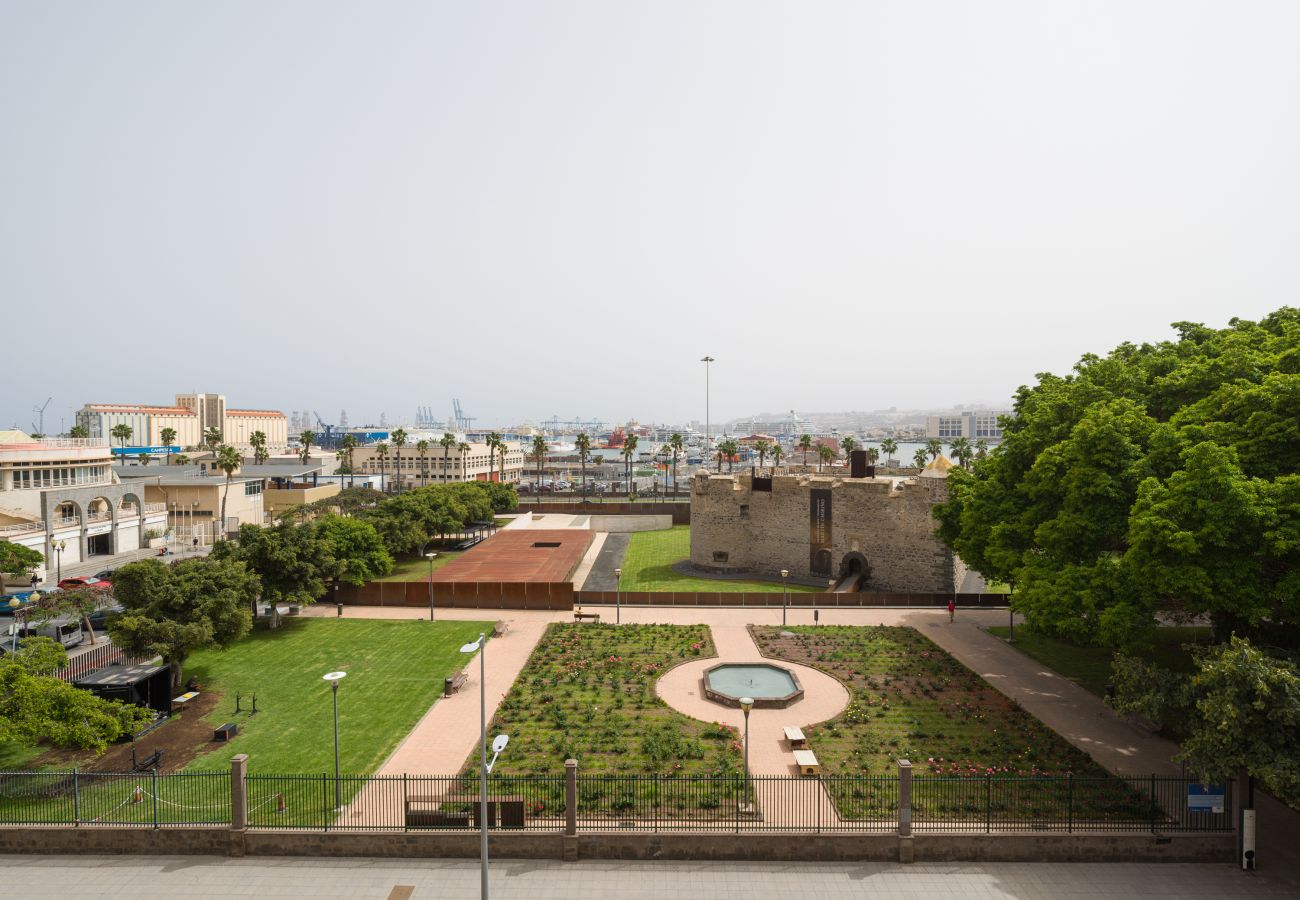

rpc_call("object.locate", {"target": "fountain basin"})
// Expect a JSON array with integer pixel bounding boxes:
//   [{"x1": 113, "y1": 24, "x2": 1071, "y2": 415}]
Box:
[{"x1": 702, "y1": 663, "x2": 804, "y2": 708}]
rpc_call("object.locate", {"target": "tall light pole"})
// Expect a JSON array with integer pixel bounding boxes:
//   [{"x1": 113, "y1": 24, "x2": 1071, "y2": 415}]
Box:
[
  {"x1": 740, "y1": 696, "x2": 754, "y2": 813},
  {"x1": 460, "y1": 633, "x2": 500, "y2": 900},
  {"x1": 780, "y1": 569, "x2": 789, "y2": 627},
  {"x1": 425, "y1": 550, "x2": 438, "y2": 621},
  {"x1": 614, "y1": 567, "x2": 622, "y2": 624},
  {"x1": 700, "y1": 356, "x2": 715, "y2": 459},
  {"x1": 51, "y1": 540, "x2": 65, "y2": 583},
  {"x1": 322, "y1": 671, "x2": 347, "y2": 811}
]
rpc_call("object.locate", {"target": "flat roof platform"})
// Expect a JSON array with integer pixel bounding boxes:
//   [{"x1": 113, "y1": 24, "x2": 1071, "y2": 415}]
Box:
[{"x1": 430, "y1": 529, "x2": 594, "y2": 584}]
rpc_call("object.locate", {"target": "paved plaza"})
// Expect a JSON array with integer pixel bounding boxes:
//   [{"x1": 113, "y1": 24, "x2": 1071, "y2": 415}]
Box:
[{"x1": 2, "y1": 855, "x2": 1289, "y2": 899}]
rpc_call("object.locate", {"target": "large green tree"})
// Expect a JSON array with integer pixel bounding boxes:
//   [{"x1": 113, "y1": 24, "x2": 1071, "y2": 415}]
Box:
[
  {"x1": 935, "y1": 308, "x2": 1300, "y2": 647},
  {"x1": 0, "y1": 541, "x2": 43, "y2": 576},
  {"x1": 211, "y1": 522, "x2": 335, "y2": 609},
  {"x1": 316, "y1": 515, "x2": 394, "y2": 585},
  {"x1": 108, "y1": 557, "x2": 258, "y2": 689}
]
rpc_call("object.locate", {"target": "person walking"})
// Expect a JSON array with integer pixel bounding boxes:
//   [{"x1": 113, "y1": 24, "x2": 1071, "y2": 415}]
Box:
[{"x1": 947, "y1": 597, "x2": 956, "y2": 623}]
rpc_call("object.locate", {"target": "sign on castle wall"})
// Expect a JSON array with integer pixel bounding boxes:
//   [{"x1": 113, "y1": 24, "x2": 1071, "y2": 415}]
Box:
[{"x1": 809, "y1": 488, "x2": 833, "y2": 576}]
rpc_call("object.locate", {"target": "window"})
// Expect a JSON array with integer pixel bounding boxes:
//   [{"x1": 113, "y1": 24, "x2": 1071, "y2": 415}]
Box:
[
  {"x1": 712, "y1": 551, "x2": 729, "y2": 563},
  {"x1": 244, "y1": 482, "x2": 262, "y2": 496}
]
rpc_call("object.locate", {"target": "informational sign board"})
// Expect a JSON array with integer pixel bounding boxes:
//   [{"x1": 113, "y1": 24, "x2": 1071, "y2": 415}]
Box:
[
  {"x1": 1187, "y1": 783, "x2": 1225, "y2": 814},
  {"x1": 809, "y1": 488, "x2": 833, "y2": 576}
]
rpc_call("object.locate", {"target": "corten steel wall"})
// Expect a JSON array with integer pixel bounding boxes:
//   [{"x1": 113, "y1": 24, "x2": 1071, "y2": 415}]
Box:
[
  {"x1": 520, "y1": 501, "x2": 690, "y2": 524},
  {"x1": 0, "y1": 827, "x2": 1234, "y2": 863},
  {"x1": 574, "y1": 591, "x2": 1006, "y2": 608},
  {"x1": 339, "y1": 581, "x2": 573, "y2": 610}
]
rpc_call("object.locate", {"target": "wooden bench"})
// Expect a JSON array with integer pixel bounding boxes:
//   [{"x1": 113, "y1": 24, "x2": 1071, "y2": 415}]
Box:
[
  {"x1": 492, "y1": 620, "x2": 508, "y2": 637},
  {"x1": 573, "y1": 609, "x2": 601, "y2": 622},
  {"x1": 444, "y1": 670, "x2": 468, "y2": 697},
  {"x1": 793, "y1": 749, "x2": 821, "y2": 776},
  {"x1": 131, "y1": 747, "x2": 164, "y2": 772},
  {"x1": 783, "y1": 726, "x2": 807, "y2": 749}
]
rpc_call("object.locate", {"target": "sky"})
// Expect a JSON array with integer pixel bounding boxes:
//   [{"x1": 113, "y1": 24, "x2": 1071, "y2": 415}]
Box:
[{"x1": 3, "y1": 1, "x2": 1299, "y2": 432}]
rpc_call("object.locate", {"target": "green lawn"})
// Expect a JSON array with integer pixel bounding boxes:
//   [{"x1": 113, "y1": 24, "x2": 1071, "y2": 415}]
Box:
[
  {"x1": 0, "y1": 740, "x2": 44, "y2": 770},
  {"x1": 985, "y1": 625, "x2": 1212, "y2": 697},
  {"x1": 373, "y1": 551, "x2": 463, "y2": 582},
  {"x1": 619, "y1": 526, "x2": 821, "y2": 593},
  {"x1": 183, "y1": 617, "x2": 491, "y2": 774}
]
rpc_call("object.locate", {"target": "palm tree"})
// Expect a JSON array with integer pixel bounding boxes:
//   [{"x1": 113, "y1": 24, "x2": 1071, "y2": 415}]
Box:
[
  {"x1": 339, "y1": 434, "x2": 358, "y2": 479},
  {"x1": 69, "y1": 424, "x2": 89, "y2": 439},
  {"x1": 913, "y1": 448, "x2": 929, "y2": 468},
  {"x1": 486, "y1": 432, "x2": 503, "y2": 482},
  {"x1": 497, "y1": 439, "x2": 510, "y2": 485},
  {"x1": 668, "y1": 432, "x2": 684, "y2": 497},
  {"x1": 204, "y1": 426, "x2": 223, "y2": 457},
  {"x1": 110, "y1": 423, "x2": 133, "y2": 463},
  {"x1": 575, "y1": 432, "x2": 591, "y2": 500},
  {"x1": 457, "y1": 442, "x2": 471, "y2": 481},
  {"x1": 390, "y1": 428, "x2": 407, "y2": 491},
  {"x1": 840, "y1": 435, "x2": 858, "y2": 460},
  {"x1": 415, "y1": 439, "x2": 430, "y2": 487},
  {"x1": 174, "y1": 454, "x2": 190, "y2": 466},
  {"x1": 771, "y1": 443, "x2": 784, "y2": 470},
  {"x1": 530, "y1": 435, "x2": 548, "y2": 495},
  {"x1": 949, "y1": 437, "x2": 973, "y2": 470},
  {"x1": 880, "y1": 437, "x2": 898, "y2": 465},
  {"x1": 719, "y1": 438, "x2": 739, "y2": 473},
  {"x1": 216, "y1": 444, "x2": 241, "y2": 541},
  {"x1": 440, "y1": 432, "x2": 457, "y2": 484},
  {"x1": 817, "y1": 444, "x2": 835, "y2": 472},
  {"x1": 975, "y1": 438, "x2": 989, "y2": 460},
  {"x1": 753, "y1": 439, "x2": 771, "y2": 471},
  {"x1": 137, "y1": 452, "x2": 150, "y2": 466},
  {"x1": 250, "y1": 430, "x2": 269, "y2": 465},
  {"x1": 866, "y1": 446, "x2": 880, "y2": 466},
  {"x1": 376, "y1": 442, "x2": 390, "y2": 492},
  {"x1": 621, "y1": 434, "x2": 638, "y2": 494},
  {"x1": 159, "y1": 427, "x2": 177, "y2": 465},
  {"x1": 926, "y1": 438, "x2": 943, "y2": 461},
  {"x1": 798, "y1": 434, "x2": 813, "y2": 467}
]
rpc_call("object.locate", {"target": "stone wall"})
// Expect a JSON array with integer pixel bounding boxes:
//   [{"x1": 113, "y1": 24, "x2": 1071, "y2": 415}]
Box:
[{"x1": 690, "y1": 471, "x2": 955, "y2": 593}]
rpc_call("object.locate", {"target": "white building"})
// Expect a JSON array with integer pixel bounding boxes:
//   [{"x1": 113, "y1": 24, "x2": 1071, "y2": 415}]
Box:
[
  {"x1": 347, "y1": 441, "x2": 524, "y2": 490},
  {"x1": 76, "y1": 392, "x2": 288, "y2": 459},
  {"x1": 0, "y1": 431, "x2": 168, "y2": 577},
  {"x1": 925, "y1": 411, "x2": 1007, "y2": 442}
]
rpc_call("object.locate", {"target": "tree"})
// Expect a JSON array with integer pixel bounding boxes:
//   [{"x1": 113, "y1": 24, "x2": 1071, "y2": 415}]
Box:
[
  {"x1": 771, "y1": 443, "x2": 784, "y2": 470},
  {"x1": 913, "y1": 448, "x2": 929, "y2": 468},
  {"x1": 926, "y1": 438, "x2": 943, "y2": 460},
  {"x1": 753, "y1": 439, "x2": 771, "y2": 471},
  {"x1": 110, "y1": 423, "x2": 132, "y2": 462},
  {"x1": 486, "y1": 433, "x2": 503, "y2": 482},
  {"x1": 137, "y1": 452, "x2": 150, "y2": 466},
  {"x1": 174, "y1": 454, "x2": 190, "y2": 466},
  {"x1": 1112, "y1": 636, "x2": 1300, "y2": 805},
  {"x1": 375, "y1": 442, "x2": 390, "y2": 492},
  {"x1": 211, "y1": 522, "x2": 335, "y2": 611},
  {"x1": 216, "y1": 444, "x2": 241, "y2": 541},
  {"x1": 866, "y1": 447, "x2": 880, "y2": 466},
  {"x1": 622, "y1": 434, "x2": 639, "y2": 492},
  {"x1": 300, "y1": 430, "x2": 316, "y2": 465},
  {"x1": 416, "y1": 439, "x2": 431, "y2": 488},
  {"x1": 0, "y1": 638, "x2": 153, "y2": 752},
  {"x1": 817, "y1": 444, "x2": 834, "y2": 472},
  {"x1": 108, "y1": 557, "x2": 257, "y2": 690},
  {"x1": 575, "y1": 432, "x2": 592, "y2": 500},
  {"x1": 840, "y1": 435, "x2": 858, "y2": 459},
  {"x1": 718, "y1": 438, "x2": 739, "y2": 473},
  {"x1": 316, "y1": 515, "x2": 394, "y2": 586},
  {"x1": 497, "y1": 439, "x2": 509, "y2": 484},
  {"x1": 457, "y1": 442, "x2": 471, "y2": 481},
  {"x1": 531, "y1": 435, "x2": 548, "y2": 495},
  {"x1": 668, "y1": 432, "x2": 684, "y2": 496},
  {"x1": 160, "y1": 427, "x2": 177, "y2": 466},
  {"x1": 975, "y1": 438, "x2": 989, "y2": 460},
  {"x1": 203, "y1": 426, "x2": 223, "y2": 456},
  {"x1": 250, "y1": 430, "x2": 269, "y2": 465},
  {"x1": 949, "y1": 436, "x2": 973, "y2": 470},
  {"x1": 440, "y1": 432, "x2": 457, "y2": 486},
  {"x1": 390, "y1": 428, "x2": 407, "y2": 490},
  {"x1": 798, "y1": 434, "x2": 813, "y2": 467},
  {"x1": 0, "y1": 540, "x2": 43, "y2": 576},
  {"x1": 880, "y1": 437, "x2": 898, "y2": 464},
  {"x1": 68, "y1": 424, "x2": 89, "y2": 439}
]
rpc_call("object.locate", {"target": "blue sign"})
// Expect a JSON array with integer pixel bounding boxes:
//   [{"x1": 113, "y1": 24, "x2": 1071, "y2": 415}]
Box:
[
  {"x1": 112, "y1": 446, "x2": 181, "y2": 456},
  {"x1": 1187, "y1": 783, "x2": 1225, "y2": 813}
]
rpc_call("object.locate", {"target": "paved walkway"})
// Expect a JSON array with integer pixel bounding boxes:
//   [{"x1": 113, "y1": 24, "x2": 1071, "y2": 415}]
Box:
[
  {"x1": 4, "y1": 856, "x2": 1290, "y2": 899},
  {"x1": 578, "y1": 532, "x2": 630, "y2": 591}
]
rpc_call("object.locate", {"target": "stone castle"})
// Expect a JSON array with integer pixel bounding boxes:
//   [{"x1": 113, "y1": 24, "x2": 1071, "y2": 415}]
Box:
[{"x1": 689, "y1": 461, "x2": 958, "y2": 593}]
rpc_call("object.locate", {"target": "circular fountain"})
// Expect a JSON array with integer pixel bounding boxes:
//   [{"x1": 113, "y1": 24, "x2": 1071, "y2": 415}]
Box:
[{"x1": 702, "y1": 662, "x2": 804, "y2": 709}]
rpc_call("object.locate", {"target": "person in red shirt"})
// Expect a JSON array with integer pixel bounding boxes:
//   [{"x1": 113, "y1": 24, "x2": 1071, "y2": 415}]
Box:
[{"x1": 947, "y1": 597, "x2": 956, "y2": 623}]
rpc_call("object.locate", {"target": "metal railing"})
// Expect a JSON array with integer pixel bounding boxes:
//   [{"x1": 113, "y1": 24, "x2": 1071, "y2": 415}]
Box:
[{"x1": 0, "y1": 767, "x2": 1235, "y2": 834}]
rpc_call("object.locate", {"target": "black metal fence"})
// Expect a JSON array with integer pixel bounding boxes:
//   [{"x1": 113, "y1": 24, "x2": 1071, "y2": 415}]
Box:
[{"x1": 0, "y1": 769, "x2": 1233, "y2": 834}]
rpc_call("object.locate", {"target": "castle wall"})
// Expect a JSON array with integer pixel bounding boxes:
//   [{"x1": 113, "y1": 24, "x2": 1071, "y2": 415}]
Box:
[{"x1": 689, "y1": 472, "x2": 955, "y2": 593}]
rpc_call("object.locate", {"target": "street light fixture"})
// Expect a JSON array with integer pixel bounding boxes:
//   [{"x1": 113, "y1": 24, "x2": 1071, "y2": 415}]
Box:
[
  {"x1": 425, "y1": 550, "x2": 438, "y2": 621},
  {"x1": 322, "y1": 671, "x2": 347, "y2": 810},
  {"x1": 459, "y1": 633, "x2": 503, "y2": 900},
  {"x1": 739, "y1": 696, "x2": 754, "y2": 814},
  {"x1": 614, "y1": 567, "x2": 622, "y2": 624},
  {"x1": 700, "y1": 356, "x2": 715, "y2": 459},
  {"x1": 780, "y1": 569, "x2": 789, "y2": 627}
]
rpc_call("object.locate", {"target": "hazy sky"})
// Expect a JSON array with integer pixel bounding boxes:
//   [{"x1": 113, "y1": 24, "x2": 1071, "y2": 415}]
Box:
[{"x1": 4, "y1": 2, "x2": 1299, "y2": 432}]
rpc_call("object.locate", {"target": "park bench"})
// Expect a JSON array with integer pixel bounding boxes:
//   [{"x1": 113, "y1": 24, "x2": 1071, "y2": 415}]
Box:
[
  {"x1": 573, "y1": 608, "x2": 600, "y2": 622},
  {"x1": 783, "y1": 726, "x2": 807, "y2": 749},
  {"x1": 404, "y1": 796, "x2": 471, "y2": 829},
  {"x1": 492, "y1": 620, "x2": 508, "y2": 637},
  {"x1": 444, "y1": 670, "x2": 468, "y2": 697},
  {"x1": 131, "y1": 747, "x2": 164, "y2": 772},
  {"x1": 793, "y1": 749, "x2": 820, "y2": 777}
]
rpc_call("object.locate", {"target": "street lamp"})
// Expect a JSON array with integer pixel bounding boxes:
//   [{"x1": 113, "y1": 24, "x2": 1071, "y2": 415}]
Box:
[
  {"x1": 614, "y1": 567, "x2": 622, "y2": 624},
  {"x1": 780, "y1": 570, "x2": 789, "y2": 627},
  {"x1": 461, "y1": 633, "x2": 508, "y2": 900},
  {"x1": 700, "y1": 356, "x2": 715, "y2": 458},
  {"x1": 425, "y1": 551, "x2": 438, "y2": 621},
  {"x1": 51, "y1": 540, "x2": 65, "y2": 583},
  {"x1": 739, "y1": 696, "x2": 754, "y2": 813},
  {"x1": 322, "y1": 671, "x2": 347, "y2": 811}
]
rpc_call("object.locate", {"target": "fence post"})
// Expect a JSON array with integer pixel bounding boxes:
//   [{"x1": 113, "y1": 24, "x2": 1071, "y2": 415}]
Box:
[
  {"x1": 72, "y1": 769, "x2": 80, "y2": 827},
  {"x1": 564, "y1": 759, "x2": 577, "y2": 837},
  {"x1": 403, "y1": 773, "x2": 409, "y2": 832},
  {"x1": 1067, "y1": 773, "x2": 1073, "y2": 834},
  {"x1": 152, "y1": 769, "x2": 159, "y2": 829},
  {"x1": 1150, "y1": 773, "x2": 1157, "y2": 834},
  {"x1": 230, "y1": 754, "x2": 248, "y2": 831},
  {"x1": 897, "y1": 760, "x2": 913, "y2": 864},
  {"x1": 985, "y1": 773, "x2": 991, "y2": 834}
]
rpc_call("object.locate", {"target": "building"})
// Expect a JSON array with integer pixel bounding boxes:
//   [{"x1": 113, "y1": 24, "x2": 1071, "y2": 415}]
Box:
[
  {"x1": 925, "y1": 411, "x2": 1006, "y2": 442},
  {"x1": 0, "y1": 432, "x2": 168, "y2": 576},
  {"x1": 114, "y1": 466, "x2": 265, "y2": 545},
  {"x1": 346, "y1": 441, "x2": 524, "y2": 490},
  {"x1": 76, "y1": 393, "x2": 288, "y2": 459},
  {"x1": 689, "y1": 461, "x2": 958, "y2": 593}
]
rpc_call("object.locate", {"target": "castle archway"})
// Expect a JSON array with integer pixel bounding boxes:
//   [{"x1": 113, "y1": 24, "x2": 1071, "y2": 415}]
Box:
[{"x1": 839, "y1": 552, "x2": 871, "y2": 587}]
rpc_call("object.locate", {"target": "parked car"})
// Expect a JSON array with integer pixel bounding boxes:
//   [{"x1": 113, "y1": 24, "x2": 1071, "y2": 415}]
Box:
[
  {"x1": 57, "y1": 576, "x2": 111, "y2": 591},
  {"x1": 4, "y1": 616, "x2": 84, "y2": 650},
  {"x1": 93, "y1": 569, "x2": 115, "y2": 580}
]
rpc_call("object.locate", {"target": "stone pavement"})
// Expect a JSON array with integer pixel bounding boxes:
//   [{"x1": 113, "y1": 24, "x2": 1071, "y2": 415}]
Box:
[{"x1": 3, "y1": 855, "x2": 1291, "y2": 899}]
